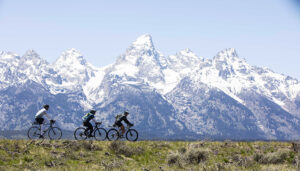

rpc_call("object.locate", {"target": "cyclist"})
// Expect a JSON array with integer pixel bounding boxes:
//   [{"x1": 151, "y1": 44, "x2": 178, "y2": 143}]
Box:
[
  {"x1": 82, "y1": 109, "x2": 100, "y2": 137},
  {"x1": 35, "y1": 104, "x2": 54, "y2": 138},
  {"x1": 114, "y1": 111, "x2": 133, "y2": 137}
]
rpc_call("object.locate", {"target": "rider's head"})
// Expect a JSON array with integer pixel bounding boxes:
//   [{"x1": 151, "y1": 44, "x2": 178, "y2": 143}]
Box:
[
  {"x1": 124, "y1": 111, "x2": 129, "y2": 116},
  {"x1": 90, "y1": 110, "x2": 96, "y2": 115},
  {"x1": 43, "y1": 104, "x2": 49, "y2": 110}
]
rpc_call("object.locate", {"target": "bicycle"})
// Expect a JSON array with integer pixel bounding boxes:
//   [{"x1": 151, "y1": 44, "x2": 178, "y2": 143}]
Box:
[
  {"x1": 27, "y1": 120, "x2": 62, "y2": 140},
  {"x1": 74, "y1": 122, "x2": 107, "y2": 140},
  {"x1": 107, "y1": 125, "x2": 138, "y2": 141}
]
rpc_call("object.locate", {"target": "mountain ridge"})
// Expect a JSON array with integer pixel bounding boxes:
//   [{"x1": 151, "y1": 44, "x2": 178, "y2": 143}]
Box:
[{"x1": 1, "y1": 34, "x2": 300, "y2": 140}]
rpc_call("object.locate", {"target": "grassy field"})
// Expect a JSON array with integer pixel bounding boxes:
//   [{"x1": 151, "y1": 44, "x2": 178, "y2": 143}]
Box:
[{"x1": 0, "y1": 139, "x2": 300, "y2": 170}]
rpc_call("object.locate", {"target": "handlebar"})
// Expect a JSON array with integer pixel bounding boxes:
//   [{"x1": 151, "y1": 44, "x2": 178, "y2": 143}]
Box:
[
  {"x1": 50, "y1": 120, "x2": 55, "y2": 125},
  {"x1": 127, "y1": 125, "x2": 133, "y2": 129}
]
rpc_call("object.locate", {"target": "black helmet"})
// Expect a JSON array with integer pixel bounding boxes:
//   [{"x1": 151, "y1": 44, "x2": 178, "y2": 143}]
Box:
[
  {"x1": 90, "y1": 110, "x2": 96, "y2": 114},
  {"x1": 43, "y1": 104, "x2": 49, "y2": 109},
  {"x1": 124, "y1": 111, "x2": 129, "y2": 115}
]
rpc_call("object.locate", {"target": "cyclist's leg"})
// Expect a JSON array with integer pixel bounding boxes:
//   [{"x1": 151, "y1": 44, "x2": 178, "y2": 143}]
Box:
[
  {"x1": 36, "y1": 118, "x2": 44, "y2": 131},
  {"x1": 84, "y1": 122, "x2": 93, "y2": 136},
  {"x1": 115, "y1": 121, "x2": 124, "y2": 136},
  {"x1": 36, "y1": 118, "x2": 44, "y2": 138},
  {"x1": 83, "y1": 122, "x2": 88, "y2": 134},
  {"x1": 120, "y1": 124, "x2": 125, "y2": 136}
]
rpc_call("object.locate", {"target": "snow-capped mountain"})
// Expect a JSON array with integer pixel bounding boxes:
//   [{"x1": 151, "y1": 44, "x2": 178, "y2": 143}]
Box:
[{"x1": 1, "y1": 34, "x2": 300, "y2": 140}]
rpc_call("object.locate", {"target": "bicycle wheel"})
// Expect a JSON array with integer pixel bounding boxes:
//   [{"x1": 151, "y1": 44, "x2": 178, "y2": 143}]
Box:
[
  {"x1": 27, "y1": 126, "x2": 41, "y2": 139},
  {"x1": 107, "y1": 128, "x2": 119, "y2": 141},
  {"x1": 74, "y1": 127, "x2": 87, "y2": 140},
  {"x1": 126, "y1": 129, "x2": 138, "y2": 141},
  {"x1": 94, "y1": 128, "x2": 107, "y2": 141},
  {"x1": 48, "y1": 127, "x2": 62, "y2": 140}
]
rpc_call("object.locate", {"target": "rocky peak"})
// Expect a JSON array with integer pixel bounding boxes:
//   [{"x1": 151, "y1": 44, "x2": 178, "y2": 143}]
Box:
[
  {"x1": 116, "y1": 34, "x2": 162, "y2": 67},
  {"x1": 21, "y1": 50, "x2": 48, "y2": 66},
  {"x1": 214, "y1": 48, "x2": 238, "y2": 59},
  {"x1": 131, "y1": 34, "x2": 155, "y2": 51},
  {"x1": 54, "y1": 48, "x2": 87, "y2": 67},
  {"x1": 0, "y1": 51, "x2": 20, "y2": 61}
]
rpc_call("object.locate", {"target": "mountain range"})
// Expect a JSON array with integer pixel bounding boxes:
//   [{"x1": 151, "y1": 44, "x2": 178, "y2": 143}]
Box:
[{"x1": 1, "y1": 34, "x2": 300, "y2": 140}]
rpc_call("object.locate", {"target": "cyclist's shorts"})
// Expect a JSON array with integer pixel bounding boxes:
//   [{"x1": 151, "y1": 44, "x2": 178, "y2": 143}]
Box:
[
  {"x1": 114, "y1": 121, "x2": 123, "y2": 127},
  {"x1": 35, "y1": 118, "x2": 44, "y2": 125}
]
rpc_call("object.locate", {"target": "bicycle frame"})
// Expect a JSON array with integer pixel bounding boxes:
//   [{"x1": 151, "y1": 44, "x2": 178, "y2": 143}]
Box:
[
  {"x1": 74, "y1": 122, "x2": 107, "y2": 140},
  {"x1": 113, "y1": 125, "x2": 132, "y2": 136},
  {"x1": 34, "y1": 122, "x2": 54, "y2": 136},
  {"x1": 88, "y1": 122, "x2": 102, "y2": 134},
  {"x1": 107, "y1": 125, "x2": 138, "y2": 141}
]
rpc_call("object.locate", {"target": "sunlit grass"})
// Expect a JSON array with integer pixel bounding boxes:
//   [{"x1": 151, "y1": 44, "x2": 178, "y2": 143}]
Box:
[{"x1": 0, "y1": 139, "x2": 300, "y2": 170}]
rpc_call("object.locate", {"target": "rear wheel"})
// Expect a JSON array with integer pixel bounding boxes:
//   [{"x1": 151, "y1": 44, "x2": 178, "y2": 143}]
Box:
[
  {"x1": 126, "y1": 129, "x2": 138, "y2": 141},
  {"x1": 94, "y1": 128, "x2": 107, "y2": 141},
  {"x1": 107, "y1": 128, "x2": 119, "y2": 141},
  {"x1": 74, "y1": 127, "x2": 87, "y2": 140},
  {"x1": 27, "y1": 126, "x2": 41, "y2": 139},
  {"x1": 48, "y1": 127, "x2": 62, "y2": 140}
]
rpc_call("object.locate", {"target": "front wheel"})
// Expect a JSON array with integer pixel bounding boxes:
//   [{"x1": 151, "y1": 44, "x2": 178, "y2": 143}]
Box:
[
  {"x1": 107, "y1": 128, "x2": 119, "y2": 141},
  {"x1": 48, "y1": 127, "x2": 62, "y2": 140},
  {"x1": 94, "y1": 128, "x2": 107, "y2": 141},
  {"x1": 74, "y1": 127, "x2": 87, "y2": 140},
  {"x1": 126, "y1": 129, "x2": 138, "y2": 141},
  {"x1": 27, "y1": 126, "x2": 41, "y2": 139}
]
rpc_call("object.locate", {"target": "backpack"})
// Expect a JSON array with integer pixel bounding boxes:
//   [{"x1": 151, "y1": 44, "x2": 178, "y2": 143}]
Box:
[{"x1": 115, "y1": 114, "x2": 123, "y2": 122}]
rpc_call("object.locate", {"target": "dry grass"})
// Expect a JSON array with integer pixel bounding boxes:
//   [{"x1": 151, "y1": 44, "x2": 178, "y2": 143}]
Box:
[
  {"x1": 0, "y1": 140, "x2": 299, "y2": 170},
  {"x1": 109, "y1": 141, "x2": 144, "y2": 157}
]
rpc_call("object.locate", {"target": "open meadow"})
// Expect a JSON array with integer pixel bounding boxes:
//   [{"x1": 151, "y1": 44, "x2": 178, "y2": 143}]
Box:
[{"x1": 1, "y1": 139, "x2": 300, "y2": 170}]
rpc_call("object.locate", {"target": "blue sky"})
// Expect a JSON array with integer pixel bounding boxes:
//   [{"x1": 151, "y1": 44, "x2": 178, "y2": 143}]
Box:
[{"x1": 0, "y1": 0, "x2": 300, "y2": 79}]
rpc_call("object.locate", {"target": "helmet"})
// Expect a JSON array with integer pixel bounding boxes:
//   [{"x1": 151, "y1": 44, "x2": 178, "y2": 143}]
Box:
[
  {"x1": 43, "y1": 104, "x2": 49, "y2": 109},
  {"x1": 124, "y1": 111, "x2": 129, "y2": 115},
  {"x1": 90, "y1": 110, "x2": 96, "y2": 114}
]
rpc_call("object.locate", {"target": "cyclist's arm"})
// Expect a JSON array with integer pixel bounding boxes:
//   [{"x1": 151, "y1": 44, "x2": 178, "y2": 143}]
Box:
[
  {"x1": 123, "y1": 117, "x2": 132, "y2": 126},
  {"x1": 44, "y1": 113, "x2": 52, "y2": 121}
]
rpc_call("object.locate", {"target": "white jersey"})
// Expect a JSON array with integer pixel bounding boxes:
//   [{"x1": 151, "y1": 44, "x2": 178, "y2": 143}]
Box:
[{"x1": 35, "y1": 108, "x2": 48, "y2": 118}]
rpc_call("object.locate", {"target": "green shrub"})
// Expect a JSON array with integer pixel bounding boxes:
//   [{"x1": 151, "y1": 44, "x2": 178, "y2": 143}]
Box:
[
  {"x1": 178, "y1": 147, "x2": 187, "y2": 154},
  {"x1": 109, "y1": 141, "x2": 144, "y2": 157},
  {"x1": 167, "y1": 153, "x2": 180, "y2": 165},
  {"x1": 184, "y1": 150, "x2": 208, "y2": 164},
  {"x1": 253, "y1": 151, "x2": 289, "y2": 164}
]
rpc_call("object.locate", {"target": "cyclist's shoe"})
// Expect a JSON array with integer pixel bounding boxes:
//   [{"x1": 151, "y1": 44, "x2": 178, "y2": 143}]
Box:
[
  {"x1": 39, "y1": 135, "x2": 44, "y2": 139},
  {"x1": 87, "y1": 134, "x2": 94, "y2": 138}
]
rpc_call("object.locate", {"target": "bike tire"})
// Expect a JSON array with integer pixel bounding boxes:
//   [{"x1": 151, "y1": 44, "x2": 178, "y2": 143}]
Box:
[
  {"x1": 94, "y1": 128, "x2": 107, "y2": 141},
  {"x1": 48, "y1": 127, "x2": 62, "y2": 140},
  {"x1": 126, "y1": 129, "x2": 138, "y2": 141},
  {"x1": 107, "y1": 128, "x2": 119, "y2": 141},
  {"x1": 27, "y1": 126, "x2": 41, "y2": 139},
  {"x1": 74, "y1": 127, "x2": 87, "y2": 140}
]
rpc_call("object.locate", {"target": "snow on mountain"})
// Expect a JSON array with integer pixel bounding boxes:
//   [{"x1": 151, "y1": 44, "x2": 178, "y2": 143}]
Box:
[
  {"x1": 0, "y1": 52, "x2": 22, "y2": 89},
  {"x1": 162, "y1": 48, "x2": 204, "y2": 94},
  {"x1": 166, "y1": 77, "x2": 266, "y2": 140},
  {"x1": 189, "y1": 48, "x2": 300, "y2": 117},
  {"x1": 112, "y1": 34, "x2": 165, "y2": 84},
  {"x1": 91, "y1": 74, "x2": 189, "y2": 138},
  {"x1": 52, "y1": 48, "x2": 99, "y2": 91},
  {"x1": 111, "y1": 35, "x2": 204, "y2": 94},
  {"x1": 1, "y1": 34, "x2": 300, "y2": 140}
]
